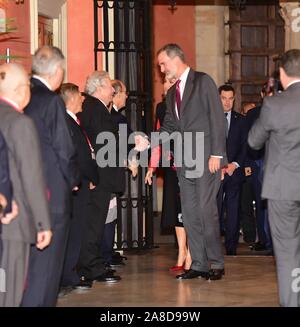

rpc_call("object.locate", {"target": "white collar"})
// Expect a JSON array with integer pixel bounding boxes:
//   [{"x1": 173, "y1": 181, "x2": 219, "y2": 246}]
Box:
[
  {"x1": 67, "y1": 110, "x2": 78, "y2": 123},
  {"x1": 32, "y1": 75, "x2": 52, "y2": 90},
  {"x1": 178, "y1": 66, "x2": 190, "y2": 84},
  {"x1": 0, "y1": 96, "x2": 21, "y2": 112}
]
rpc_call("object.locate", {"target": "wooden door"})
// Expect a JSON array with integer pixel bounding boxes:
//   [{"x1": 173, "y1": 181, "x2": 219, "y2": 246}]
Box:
[{"x1": 228, "y1": 1, "x2": 285, "y2": 110}]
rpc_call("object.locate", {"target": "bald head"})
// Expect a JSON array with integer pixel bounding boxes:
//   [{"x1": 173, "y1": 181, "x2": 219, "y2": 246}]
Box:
[{"x1": 0, "y1": 63, "x2": 30, "y2": 111}]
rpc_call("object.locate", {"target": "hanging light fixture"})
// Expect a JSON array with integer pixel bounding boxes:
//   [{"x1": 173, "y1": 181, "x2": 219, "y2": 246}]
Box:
[{"x1": 168, "y1": 0, "x2": 177, "y2": 14}]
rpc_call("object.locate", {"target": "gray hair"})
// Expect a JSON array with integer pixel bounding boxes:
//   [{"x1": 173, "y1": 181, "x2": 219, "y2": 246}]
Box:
[
  {"x1": 157, "y1": 43, "x2": 186, "y2": 63},
  {"x1": 111, "y1": 79, "x2": 123, "y2": 95},
  {"x1": 32, "y1": 46, "x2": 65, "y2": 76},
  {"x1": 84, "y1": 71, "x2": 110, "y2": 95}
]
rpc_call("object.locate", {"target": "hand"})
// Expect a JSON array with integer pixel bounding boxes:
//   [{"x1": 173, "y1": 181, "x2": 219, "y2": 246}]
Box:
[
  {"x1": 89, "y1": 183, "x2": 96, "y2": 190},
  {"x1": 128, "y1": 159, "x2": 138, "y2": 177},
  {"x1": 145, "y1": 168, "x2": 154, "y2": 185},
  {"x1": 1, "y1": 200, "x2": 19, "y2": 225},
  {"x1": 226, "y1": 163, "x2": 237, "y2": 176},
  {"x1": 0, "y1": 193, "x2": 7, "y2": 215},
  {"x1": 36, "y1": 230, "x2": 52, "y2": 250},
  {"x1": 245, "y1": 167, "x2": 252, "y2": 176},
  {"x1": 134, "y1": 135, "x2": 149, "y2": 152},
  {"x1": 221, "y1": 168, "x2": 227, "y2": 181},
  {"x1": 208, "y1": 157, "x2": 221, "y2": 174},
  {"x1": 72, "y1": 186, "x2": 79, "y2": 192}
]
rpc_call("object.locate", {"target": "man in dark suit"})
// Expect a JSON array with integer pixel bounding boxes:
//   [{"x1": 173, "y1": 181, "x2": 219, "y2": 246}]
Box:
[
  {"x1": 0, "y1": 132, "x2": 12, "y2": 217},
  {"x1": 248, "y1": 49, "x2": 300, "y2": 307},
  {"x1": 156, "y1": 44, "x2": 227, "y2": 280},
  {"x1": 21, "y1": 46, "x2": 79, "y2": 307},
  {"x1": 0, "y1": 63, "x2": 52, "y2": 306},
  {"x1": 59, "y1": 83, "x2": 99, "y2": 292},
  {"x1": 217, "y1": 84, "x2": 247, "y2": 255},
  {"x1": 0, "y1": 131, "x2": 12, "y2": 264},
  {"x1": 76, "y1": 71, "x2": 123, "y2": 286}
]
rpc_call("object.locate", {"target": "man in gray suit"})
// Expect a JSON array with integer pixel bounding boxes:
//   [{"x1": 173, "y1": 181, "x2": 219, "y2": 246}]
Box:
[
  {"x1": 156, "y1": 44, "x2": 227, "y2": 280},
  {"x1": 248, "y1": 49, "x2": 300, "y2": 307},
  {"x1": 0, "y1": 63, "x2": 52, "y2": 306}
]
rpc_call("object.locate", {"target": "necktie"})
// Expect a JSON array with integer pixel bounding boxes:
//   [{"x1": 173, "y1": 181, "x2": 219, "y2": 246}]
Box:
[
  {"x1": 76, "y1": 117, "x2": 94, "y2": 153},
  {"x1": 176, "y1": 79, "x2": 181, "y2": 118},
  {"x1": 225, "y1": 112, "x2": 229, "y2": 137}
]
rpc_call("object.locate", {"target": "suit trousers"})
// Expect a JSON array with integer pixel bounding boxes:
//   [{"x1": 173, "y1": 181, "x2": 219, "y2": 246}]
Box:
[
  {"x1": 179, "y1": 170, "x2": 224, "y2": 271},
  {"x1": 0, "y1": 240, "x2": 29, "y2": 307},
  {"x1": 21, "y1": 212, "x2": 70, "y2": 307},
  {"x1": 268, "y1": 200, "x2": 300, "y2": 307},
  {"x1": 217, "y1": 176, "x2": 242, "y2": 254},
  {"x1": 61, "y1": 188, "x2": 90, "y2": 287},
  {"x1": 77, "y1": 188, "x2": 111, "y2": 280}
]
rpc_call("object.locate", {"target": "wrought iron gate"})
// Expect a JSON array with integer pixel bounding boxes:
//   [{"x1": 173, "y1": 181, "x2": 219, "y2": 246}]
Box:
[{"x1": 93, "y1": 0, "x2": 154, "y2": 249}]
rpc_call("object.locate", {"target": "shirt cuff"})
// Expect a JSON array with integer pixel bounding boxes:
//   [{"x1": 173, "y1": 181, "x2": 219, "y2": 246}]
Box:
[
  {"x1": 211, "y1": 155, "x2": 223, "y2": 158},
  {"x1": 232, "y1": 161, "x2": 240, "y2": 168}
]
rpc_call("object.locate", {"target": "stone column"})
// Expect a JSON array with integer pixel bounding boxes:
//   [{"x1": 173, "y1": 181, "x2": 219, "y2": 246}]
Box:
[
  {"x1": 195, "y1": 5, "x2": 228, "y2": 86},
  {"x1": 280, "y1": 2, "x2": 300, "y2": 50}
]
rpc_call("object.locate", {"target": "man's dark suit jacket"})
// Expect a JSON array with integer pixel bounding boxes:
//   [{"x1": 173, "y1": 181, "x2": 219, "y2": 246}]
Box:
[
  {"x1": 245, "y1": 105, "x2": 265, "y2": 162},
  {"x1": 0, "y1": 99, "x2": 51, "y2": 243},
  {"x1": 66, "y1": 115, "x2": 98, "y2": 186},
  {"x1": 0, "y1": 132, "x2": 12, "y2": 214},
  {"x1": 249, "y1": 82, "x2": 300, "y2": 201},
  {"x1": 110, "y1": 107, "x2": 135, "y2": 157},
  {"x1": 160, "y1": 69, "x2": 227, "y2": 176},
  {"x1": 25, "y1": 78, "x2": 79, "y2": 214},
  {"x1": 225, "y1": 111, "x2": 247, "y2": 181},
  {"x1": 78, "y1": 94, "x2": 125, "y2": 193}
]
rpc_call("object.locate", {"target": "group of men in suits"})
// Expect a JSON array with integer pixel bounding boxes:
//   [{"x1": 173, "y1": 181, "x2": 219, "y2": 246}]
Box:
[
  {"x1": 0, "y1": 46, "x2": 136, "y2": 305},
  {"x1": 1, "y1": 41, "x2": 299, "y2": 307}
]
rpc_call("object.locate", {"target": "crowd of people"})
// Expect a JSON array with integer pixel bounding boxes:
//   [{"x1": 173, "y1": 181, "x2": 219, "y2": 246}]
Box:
[
  {"x1": 0, "y1": 43, "x2": 300, "y2": 307},
  {"x1": 0, "y1": 46, "x2": 136, "y2": 307}
]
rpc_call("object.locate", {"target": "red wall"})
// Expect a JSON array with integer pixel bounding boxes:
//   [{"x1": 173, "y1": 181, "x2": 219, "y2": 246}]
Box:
[
  {"x1": 67, "y1": 0, "x2": 102, "y2": 91},
  {"x1": 0, "y1": 1, "x2": 31, "y2": 72},
  {"x1": 152, "y1": 2, "x2": 196, "y2": 118}
]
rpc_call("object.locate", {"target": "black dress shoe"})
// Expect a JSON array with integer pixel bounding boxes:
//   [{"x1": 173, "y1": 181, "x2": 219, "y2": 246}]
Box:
[
  {"x1": 226, "y1": 250, "x2": 236, "y2": 255},
  {"x1": 94, "y1": 271, "x2": 121, "y2": 283},
  {"x1": 208, "y1": 268, "x2": 225, "y2": 280},
  {"x1": 73, "y1": 276, "x2": 93, "y2": 290},
  {"x1": 104, "y1": 264, "x2": 116, "y2": 273},
  {"x1": 176, "y1": 269, "x2": 209, "y2": 280}
]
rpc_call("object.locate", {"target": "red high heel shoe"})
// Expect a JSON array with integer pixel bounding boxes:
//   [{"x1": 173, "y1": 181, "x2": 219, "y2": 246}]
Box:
[{"x1": 169, "y1": 265, "x2": 184, "y2": 271}]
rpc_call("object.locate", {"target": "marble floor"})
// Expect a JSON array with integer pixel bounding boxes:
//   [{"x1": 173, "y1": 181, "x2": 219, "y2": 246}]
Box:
[{"x1": 57, "y1": 243, "x2": 279, "y2": 307}]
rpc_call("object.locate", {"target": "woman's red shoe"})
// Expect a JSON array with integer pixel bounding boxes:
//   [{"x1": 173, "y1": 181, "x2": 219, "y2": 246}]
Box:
[{"x1": 169, "y1": 265, "x2": 184, "y2": 271}]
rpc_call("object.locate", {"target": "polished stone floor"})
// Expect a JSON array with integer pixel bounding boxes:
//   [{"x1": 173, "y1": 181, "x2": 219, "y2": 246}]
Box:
[{"x1": 57, "y1": 243, "x2": 278, "y2": 307}]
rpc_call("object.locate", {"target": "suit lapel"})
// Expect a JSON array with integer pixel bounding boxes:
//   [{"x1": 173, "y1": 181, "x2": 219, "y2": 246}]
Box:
[
  {"x1": 167, "y1": 85, "x2": 177, "y2": 120},
  {"x1": 180, "y1": 69, "x2": 194, "y2": 116},
  {"x1": 228, "y1": 111, "x2": 237, "y2": 139}
]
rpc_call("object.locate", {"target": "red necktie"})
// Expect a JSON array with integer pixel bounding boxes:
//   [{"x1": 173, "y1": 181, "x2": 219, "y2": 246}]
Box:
[
  {"x1": 76, "y1": 117, "x2": 94, "y2": 152},
  {"x1": 176, "y1": 79, "x2": 181, "y2": 118}
]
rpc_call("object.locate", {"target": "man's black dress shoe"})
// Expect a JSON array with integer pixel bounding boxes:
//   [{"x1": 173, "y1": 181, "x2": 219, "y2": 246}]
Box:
[
  {"x1": 208, "y1": 268, "x2": 225, "y2": 280},
  {"x1": 104, "y1": 264, "x2": 116, "y2": 273},
  {"x1": 226, "y1": 250, "x2": 236, "y2": 255},
  {"x1": 73, "y1": 276, "x2": 93, "y2": 290},
  {"x1": 94, "y1": 270, "x2": 121, "y2": 283},
  {"x1": 176, "y1": 269, "x2": 209, "y2": 280}
]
